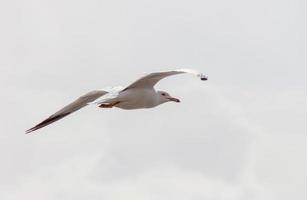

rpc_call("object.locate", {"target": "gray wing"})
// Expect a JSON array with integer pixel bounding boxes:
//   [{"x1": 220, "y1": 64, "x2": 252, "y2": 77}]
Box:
[
  {"x1": 123, "y1": 69, "x2": 208, "y2": 91},
  {"x1": 26, "y1": 90, "x2": 108, "y2": 134}
]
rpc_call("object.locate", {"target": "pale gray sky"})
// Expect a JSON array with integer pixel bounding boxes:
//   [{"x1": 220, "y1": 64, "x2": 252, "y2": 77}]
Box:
[{"x1": 0, "y1": 0, "x2": 306, "y2": 199}]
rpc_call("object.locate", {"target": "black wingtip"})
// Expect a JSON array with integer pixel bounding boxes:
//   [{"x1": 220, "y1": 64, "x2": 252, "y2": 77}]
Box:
[
  {"x1": 25, "y1": 127, "x2": 38, "y2": 134},
  {"x1": 199, "y1": 74, "x2": 208, "y2": 81},
  {"x1": 25, "y1": 112, "x2": 71, "y2": 134},
  {"x1": 200, "y1": 75, "x2": 208, "y2": 81},
  {"x1": 25, "y1": 129, "x2": 34, "y2": 134}
]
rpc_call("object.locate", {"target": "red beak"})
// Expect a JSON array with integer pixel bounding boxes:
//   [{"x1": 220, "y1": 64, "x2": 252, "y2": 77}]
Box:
[{"x1": 167, "y1": 97, "x2": 180, "y2": 103}]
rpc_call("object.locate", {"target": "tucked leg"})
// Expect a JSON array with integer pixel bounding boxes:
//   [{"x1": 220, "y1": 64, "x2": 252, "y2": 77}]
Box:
[{"x1": 98, "y1": 101, "x2": 120, "y2": 108}]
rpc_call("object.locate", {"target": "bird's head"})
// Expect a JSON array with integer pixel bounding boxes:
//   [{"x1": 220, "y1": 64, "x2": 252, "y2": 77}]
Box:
[{"x1": 157, "y1": 91, "x2": 180, "y2": 104}]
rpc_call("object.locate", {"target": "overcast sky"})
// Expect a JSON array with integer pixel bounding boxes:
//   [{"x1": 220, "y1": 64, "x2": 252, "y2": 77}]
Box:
[{"x1": 0, "y1": 0, "x2": 306, "y2": 199}]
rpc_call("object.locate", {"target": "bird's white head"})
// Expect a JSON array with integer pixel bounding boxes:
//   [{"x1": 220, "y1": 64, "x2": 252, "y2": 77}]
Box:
[{"x1": 157, "y1": 91, "x2": 180, "y2": 104}]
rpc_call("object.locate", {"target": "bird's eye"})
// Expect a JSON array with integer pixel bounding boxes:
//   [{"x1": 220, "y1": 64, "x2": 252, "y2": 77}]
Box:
[{"x1": 162, "y1": 93, "x2": 166, "y2": 96}]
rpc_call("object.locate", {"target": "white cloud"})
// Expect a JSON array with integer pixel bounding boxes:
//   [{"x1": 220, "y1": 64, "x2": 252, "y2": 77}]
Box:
[{"x1": 0, "y1": 155, "x2": 273, "y2": 200}]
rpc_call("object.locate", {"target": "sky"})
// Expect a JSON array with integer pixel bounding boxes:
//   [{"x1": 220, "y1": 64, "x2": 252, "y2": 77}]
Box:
[{"x1": 0, "y1": 0, "x2": 306, "y2": 199}]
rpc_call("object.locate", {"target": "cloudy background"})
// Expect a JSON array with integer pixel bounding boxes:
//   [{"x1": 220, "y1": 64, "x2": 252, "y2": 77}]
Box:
[{"x1": 0, "y1": 0, "x2": 306, "y2": 199}]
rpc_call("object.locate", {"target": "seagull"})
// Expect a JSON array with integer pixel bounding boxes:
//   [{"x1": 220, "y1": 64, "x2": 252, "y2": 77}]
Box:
[{"x1": 26, "y1": 69, "x2": 208, "y2": 134}]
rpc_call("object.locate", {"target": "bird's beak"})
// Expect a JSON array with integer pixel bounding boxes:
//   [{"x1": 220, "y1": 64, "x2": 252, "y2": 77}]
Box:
[{"x1": 167, "y1": 97, "x2": 180, "y2": 103}]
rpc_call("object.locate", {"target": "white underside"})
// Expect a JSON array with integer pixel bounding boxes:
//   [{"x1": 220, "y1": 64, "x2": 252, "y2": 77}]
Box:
[{"x1": 102, "y1": 88, "x2": 159, "y2": 110}]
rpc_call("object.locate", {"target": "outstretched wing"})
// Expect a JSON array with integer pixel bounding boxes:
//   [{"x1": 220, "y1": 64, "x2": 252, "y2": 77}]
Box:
[
  {"x1": 123, "y1": 69, "x2": 208, "y2": 91},
  {"x1": 26, "y1": 90, "x2": 108, "y2": 134}
]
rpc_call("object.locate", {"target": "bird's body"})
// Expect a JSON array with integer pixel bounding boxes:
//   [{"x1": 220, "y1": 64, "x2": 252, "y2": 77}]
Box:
[
  {"x1": 26, "y1": 69, "x2": 208, "y2": 133},
  {"x1": 109, "y1": 89, "x2": 160, "y2": 110}
]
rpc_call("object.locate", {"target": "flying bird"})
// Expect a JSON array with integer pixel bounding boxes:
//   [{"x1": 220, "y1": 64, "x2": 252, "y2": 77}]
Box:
[{"x1": 26, "y1": 69, "x2": 208, "y2": 133}]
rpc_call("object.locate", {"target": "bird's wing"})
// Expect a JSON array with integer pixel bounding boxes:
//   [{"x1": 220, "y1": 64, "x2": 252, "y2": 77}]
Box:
[
  {"x1": 26, "y1": 90, "x2": 108, "y2": 134},
  {"x1": 123, "y1": 69, "x2": 208, "y2": 91}
]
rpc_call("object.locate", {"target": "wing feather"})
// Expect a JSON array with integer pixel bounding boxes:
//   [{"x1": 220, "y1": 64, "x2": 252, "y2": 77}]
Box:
[
  {"x1": 26, "y1": 90, "x2": 108, "y2": 134},
  {"x1": 123, "y1": 69, "x2": 207, "y2": 91}
]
